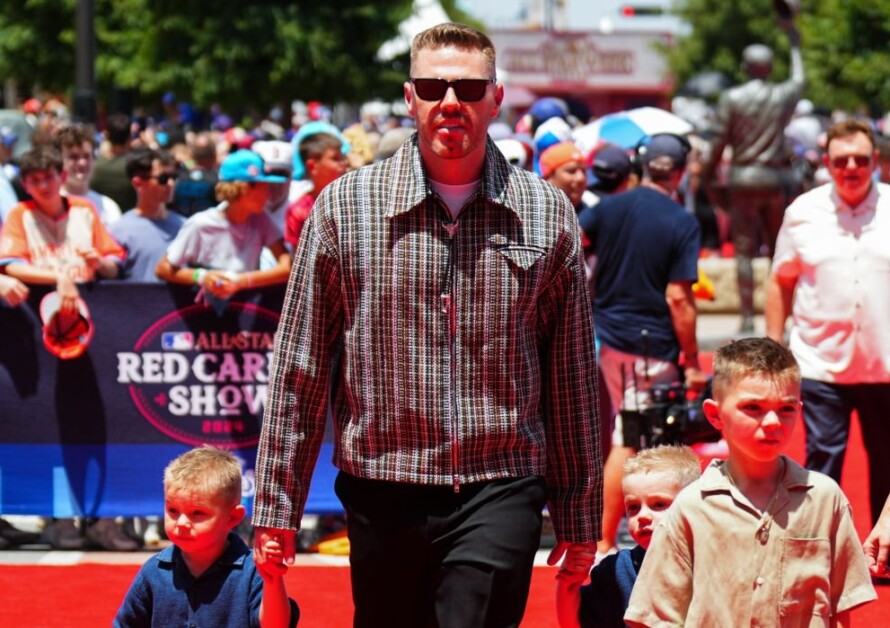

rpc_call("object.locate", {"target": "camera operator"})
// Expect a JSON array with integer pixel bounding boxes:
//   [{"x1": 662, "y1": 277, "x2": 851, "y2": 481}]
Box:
[{"x1": 578, "y1": 134, "x2": 706, "y2": 557}]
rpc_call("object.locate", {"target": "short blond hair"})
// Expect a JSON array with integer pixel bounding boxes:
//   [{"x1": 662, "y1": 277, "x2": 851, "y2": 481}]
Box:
[
  {"x1": 164, "y1": 446, "x2": 243, "y2": 506},
  {"x1": 410, "y1": 23, "x2": 496, "y2": 79},
  {"x1": 214, "y1": 180, "x2": 249, "y2": 203},
  {"x1": 623, "y1": 444, "x2": 701, "y2": 489},
  {"x1": 711, "y1": 337, "x2": 800, "y2": 399}
]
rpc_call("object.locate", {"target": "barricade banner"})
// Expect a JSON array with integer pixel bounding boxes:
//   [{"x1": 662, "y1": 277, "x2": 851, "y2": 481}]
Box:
[{"x1": 0, "y1": 283, "x2": 340, "y2": 517}]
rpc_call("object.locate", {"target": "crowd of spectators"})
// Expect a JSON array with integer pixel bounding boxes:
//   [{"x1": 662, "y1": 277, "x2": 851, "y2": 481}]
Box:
[{"x1": 3, "y1": 88, "x2": 890, "y2": 559}]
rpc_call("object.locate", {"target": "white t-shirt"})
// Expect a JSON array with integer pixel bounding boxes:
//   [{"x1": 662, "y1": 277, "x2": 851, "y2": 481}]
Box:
[
  {"x1": 165, "y1": 202, "x2": 283, "y2": 273},
  {"x1": 429, "y1": 178, "x2": 481, "y2": 220}
]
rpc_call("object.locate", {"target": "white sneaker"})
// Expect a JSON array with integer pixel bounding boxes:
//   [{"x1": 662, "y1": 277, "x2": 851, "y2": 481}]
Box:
[{"x1": 142, "y1": 518, "x2": 161, "y2": 547}]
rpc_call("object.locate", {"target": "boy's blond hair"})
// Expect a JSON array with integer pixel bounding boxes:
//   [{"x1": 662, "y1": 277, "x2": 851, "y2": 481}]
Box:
[
  {"x1": 164, "y1": 446, "x2": 243, "y2": 506},
  {"x1": 623, "y1": 444, "x2": 701, "y2": 489},
  {"x1": 214, "y1": 180, "x2": 250, "y2": 203},
  {"x1": 711, "y1": 337, "x2": 800, "y2": 398}
]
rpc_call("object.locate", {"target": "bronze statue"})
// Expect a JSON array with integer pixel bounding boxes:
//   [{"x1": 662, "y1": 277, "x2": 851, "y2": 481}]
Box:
[{"x1": 702, "y1": 17, "x2": 804, "y2": 332}]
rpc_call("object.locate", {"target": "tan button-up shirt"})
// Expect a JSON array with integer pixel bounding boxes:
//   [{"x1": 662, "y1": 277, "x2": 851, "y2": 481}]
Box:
[{"x1": 626, "y1": 457, "x2": 876, "y2": 627}]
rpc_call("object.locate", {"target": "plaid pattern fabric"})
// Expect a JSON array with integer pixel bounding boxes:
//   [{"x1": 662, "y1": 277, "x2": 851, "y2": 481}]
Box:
[{"x1": 254, "y1": 134, "x2": 602, "y2": 542}]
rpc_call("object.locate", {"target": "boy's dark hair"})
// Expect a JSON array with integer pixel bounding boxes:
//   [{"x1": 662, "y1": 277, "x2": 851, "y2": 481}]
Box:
[
  {"x1": 105, "y1": 113, "x2": 132, "y2": 146},
  {"x1": 191, "y1": 132, "x2": 217, "y2": 166},
  {"x1": 298, "y1": 133, "x2": 342, "y2": 172},
  {"x1": 712, "y1": 337, "x2": 800, "y2": 397},
  {"x1": 54, "y1": 123, "x2": 96, "y2": 151},
  {"x1": 125, "y1": 147, "x2": 177, "y2": 179},
  {"x1": 19, "y1": 147, "x2": 64, "y2": 179}
]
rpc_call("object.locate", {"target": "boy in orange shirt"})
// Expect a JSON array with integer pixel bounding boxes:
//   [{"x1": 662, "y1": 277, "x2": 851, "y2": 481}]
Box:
[{"x1": 0, "y1": 147, "x2": 124, "y2": 313}]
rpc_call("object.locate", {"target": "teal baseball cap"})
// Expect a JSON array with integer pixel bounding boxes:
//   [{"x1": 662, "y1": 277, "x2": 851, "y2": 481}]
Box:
[{"x1": 219, "y1": 150, "x2": 287, "y2": 183}]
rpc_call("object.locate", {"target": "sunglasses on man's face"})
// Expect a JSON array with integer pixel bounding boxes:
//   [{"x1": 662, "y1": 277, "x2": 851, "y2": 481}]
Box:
[
  {"x1": 143, "y1": 173, "x2": 177, "y2": 185},
  {"x1": 830, "y1": 154, "x2": 872, "y2": 169},
  {"x1": 411, "y1": 78, "x2": 494, "y2": 102}
]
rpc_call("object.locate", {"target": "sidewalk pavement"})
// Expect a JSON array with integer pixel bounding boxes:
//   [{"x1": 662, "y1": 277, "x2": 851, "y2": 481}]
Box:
[{"x1": 698, "y1": 313, "x2": 766, "y2": 351}]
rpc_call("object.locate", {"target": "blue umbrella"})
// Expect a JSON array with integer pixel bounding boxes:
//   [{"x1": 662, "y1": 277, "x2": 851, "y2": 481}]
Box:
[{"x1": 572, "y1": 107, "x2": 694, "y2": 156}]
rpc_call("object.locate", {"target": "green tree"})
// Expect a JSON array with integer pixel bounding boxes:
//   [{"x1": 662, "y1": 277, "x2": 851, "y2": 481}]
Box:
[
  {"x1": 668, "y1": 0, "x2": 890, "y2": 113},
  {"x1": 0, "y1": 0, "x2": 417, "y2": 111}
]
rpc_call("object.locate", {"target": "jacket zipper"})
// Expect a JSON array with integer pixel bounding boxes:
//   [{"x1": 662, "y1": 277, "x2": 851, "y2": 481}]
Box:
[{"x1": 441, "y1": 219, "x2": 460, "y2": 492}]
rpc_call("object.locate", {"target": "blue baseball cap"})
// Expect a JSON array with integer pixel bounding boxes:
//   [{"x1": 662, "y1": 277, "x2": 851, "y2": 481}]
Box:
[
  {"x1": 219, "y1": 150, "x2": 287, "y2": 183},
  {"x1": 0, "y1": 126, "x2": 17, "y2": 147},
  {"x1": 290, "y1": 121, "x2": 351, "y2": 180}
]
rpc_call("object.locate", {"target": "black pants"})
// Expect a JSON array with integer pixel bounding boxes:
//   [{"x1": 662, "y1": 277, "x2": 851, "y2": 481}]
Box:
[
  {"x1": 801, "y1": 379, "x2": 890, "y2": 526},
  {"x1": 335, "y1": 472, "x2": 547, "y2": 628}
]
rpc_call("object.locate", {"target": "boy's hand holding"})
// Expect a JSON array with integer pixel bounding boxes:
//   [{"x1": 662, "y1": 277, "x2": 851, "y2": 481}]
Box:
[
  {"x1": 254, "y1": 527, "x2": 297, "y2": 567},
  {"x1": 548, "y1": 541, "x2": 596, "y2": 584},
  {"x1": 56, "y1": 273, "x2": 80, "y2": 313},
  {"x1": 254, "y1": 532, "x2": 289, "y2": 582},
  {"x1": 555, "y1": 575, "x2": 583, "y2": 628}
]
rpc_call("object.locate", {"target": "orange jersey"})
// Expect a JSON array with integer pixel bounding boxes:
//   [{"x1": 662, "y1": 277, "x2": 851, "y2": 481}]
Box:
[{"x1": 0, "y1": 195, "x2": 125, "y2": 282}]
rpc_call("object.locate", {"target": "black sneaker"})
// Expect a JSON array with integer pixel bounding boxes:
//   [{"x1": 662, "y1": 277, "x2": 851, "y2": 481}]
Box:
[{"x1": 0, "y1": 518, "x2": 41, "y2": 546}]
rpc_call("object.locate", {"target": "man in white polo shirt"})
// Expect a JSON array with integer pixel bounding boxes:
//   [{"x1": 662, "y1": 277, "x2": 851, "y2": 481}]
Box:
[{"x1": 766, "y1": 118, "x2": 890, "y2": 528}]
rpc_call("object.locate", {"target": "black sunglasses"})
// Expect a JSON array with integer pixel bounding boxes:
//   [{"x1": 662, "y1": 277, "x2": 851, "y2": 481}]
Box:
[
  {"x1": 143, "y1": 173, "x2": 177, "y2": 185},
  {"x1": 411, "y1": 78, "x2": 494, "y2": 102},
  {"x1": 830, "y1": 154, "x2": 871, "y2": 169}
]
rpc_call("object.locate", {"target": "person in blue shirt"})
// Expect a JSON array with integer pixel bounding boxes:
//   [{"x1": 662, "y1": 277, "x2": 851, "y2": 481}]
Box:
[
  {"x1": 114, "y1": 446, "x2": 299, "y2": 627},
  {"x1": 556, "y1": 445, "x2": 701, "y2": 628}
]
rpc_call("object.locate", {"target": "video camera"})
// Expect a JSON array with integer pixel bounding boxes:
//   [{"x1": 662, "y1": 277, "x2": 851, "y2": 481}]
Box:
[{"x1": 621, "y1": 380, "x2": 721, "y2": 450}]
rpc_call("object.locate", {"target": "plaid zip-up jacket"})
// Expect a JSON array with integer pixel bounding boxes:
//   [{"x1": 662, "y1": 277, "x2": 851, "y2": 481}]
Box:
[{"x1": 253, "y1": 134, "x2": 602, "y2": 543}]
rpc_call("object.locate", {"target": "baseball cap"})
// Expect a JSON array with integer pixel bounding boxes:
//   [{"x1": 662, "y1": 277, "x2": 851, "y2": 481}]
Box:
[
  {"x1": 589, "y1": 144, "x2": 632, "y2": 189},
  {"x1": 495, "y1": 138, "x2": 530, "y2": 169},
  {"x1": 219, "y1": 150, "x2": 287, "y2": 183},
  {"x1": 251, "y1": 140, "x2": 294, "y2": 174},
  {"x1": 529, "y1": 98, "x2": 569, "y2": 127},
  {"x1": 291, "y1": 121, "x2": 351, "y2": 180},
  {"x1": 638, "y1": 134, "x2": 690, "y2": 173},
  {"x1": 539, "y1": 141, "x2": 585, "y2": 179},
  {"x1": 532, "y1": 117, "x2": 573, "y2": 175},
  {"x1": 0, "y1": 126, "x2": 17, "y2": 147},
  {"x1": 39, "y1": 292, "x2": 94, "y2": 360}
]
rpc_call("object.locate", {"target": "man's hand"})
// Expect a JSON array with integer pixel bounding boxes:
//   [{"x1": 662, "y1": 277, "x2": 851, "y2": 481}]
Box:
[
  {"x1": 863, "y1": 496, "x2": 890, "y2": 576},
  {"x1": 684, "y1": 365, "x2": 708, "y2": 394},
  {"x1": 548, "y1": 541, "x2": 596, "y2": 586},
  {"x1": 255, "y1": 532, "x2": 289, "y2": 581},
  {"x1": 254, "y1": 527, "x2": 297, "y2": 567}
]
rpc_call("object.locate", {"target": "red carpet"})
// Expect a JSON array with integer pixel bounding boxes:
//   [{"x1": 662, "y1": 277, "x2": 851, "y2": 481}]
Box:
[{"x1": 0, "y1": 420, "x2": 886, "y2": 626}]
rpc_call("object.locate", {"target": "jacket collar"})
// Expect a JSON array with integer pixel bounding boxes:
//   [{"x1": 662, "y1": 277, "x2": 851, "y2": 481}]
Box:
[{"x1": 386, "y1": 132, "x2": 522, "y2": 221}]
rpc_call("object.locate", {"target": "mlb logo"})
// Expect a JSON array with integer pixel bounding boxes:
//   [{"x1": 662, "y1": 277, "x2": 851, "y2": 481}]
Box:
[{"x1": 161, "y1": 332, "x2": 194, "y2": 351}]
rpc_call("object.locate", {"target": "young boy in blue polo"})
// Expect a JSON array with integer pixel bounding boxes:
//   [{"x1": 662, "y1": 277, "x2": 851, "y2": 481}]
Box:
[
  {"x1": 625, "y1": 337, "x2": 876, "y2": 627},
  {"x1": 114, "y1": 446, "x2": 299, "y2": 627},
  {"x1": 556, "y1": 445, "x2": 701, "y2": 628}
]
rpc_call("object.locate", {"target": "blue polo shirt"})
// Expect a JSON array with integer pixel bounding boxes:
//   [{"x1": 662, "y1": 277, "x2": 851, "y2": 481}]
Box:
[{"x1": 114, "y1": 532, "x2": 299, "y2": 627}]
